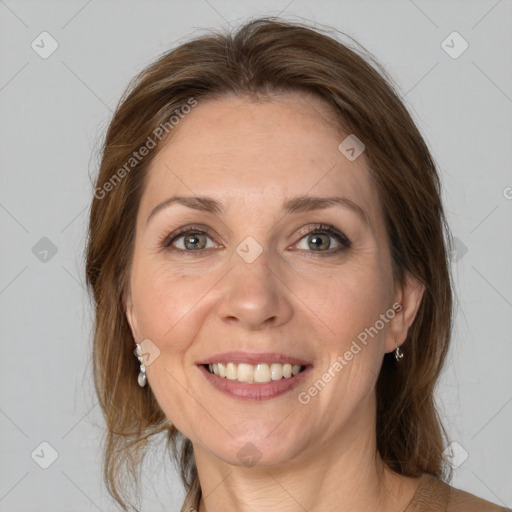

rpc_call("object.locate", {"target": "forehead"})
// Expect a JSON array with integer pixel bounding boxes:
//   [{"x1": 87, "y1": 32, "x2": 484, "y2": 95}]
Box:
[{"x1": 141, "y1": 92, "x2": 380, "y2": 221}]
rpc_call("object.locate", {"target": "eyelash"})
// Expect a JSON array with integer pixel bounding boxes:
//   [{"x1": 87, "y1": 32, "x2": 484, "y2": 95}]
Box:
[{"x1": 160, "y1": 223, "x2": 351, "y2": 257}]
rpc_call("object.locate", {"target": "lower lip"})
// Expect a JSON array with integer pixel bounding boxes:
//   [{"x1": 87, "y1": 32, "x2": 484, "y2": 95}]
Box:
[{"x1": 198, "y1": 364, "x2": 313, "y2": 401}]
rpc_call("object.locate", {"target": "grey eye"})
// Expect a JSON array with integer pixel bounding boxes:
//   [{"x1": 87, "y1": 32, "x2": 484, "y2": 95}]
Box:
[
  {"x1": 296, "y1": 232, "x2": 342, "y2": 251},
  {"x1": 172, "y1": 232, "x2": 214, "y2": 251}
]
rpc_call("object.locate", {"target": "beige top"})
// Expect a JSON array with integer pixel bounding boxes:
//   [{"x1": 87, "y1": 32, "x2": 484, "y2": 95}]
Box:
[
  {"x1": 404, "y1": 473, "x2": 510, "y2": 511},
  {"x1": 181, "y1": 473, "x2": 510, "y2": 511}
]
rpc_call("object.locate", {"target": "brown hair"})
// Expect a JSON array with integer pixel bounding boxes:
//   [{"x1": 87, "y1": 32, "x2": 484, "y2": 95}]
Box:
[{"x1": 85, "y1": 16, "x2": 453, "y2": 511}]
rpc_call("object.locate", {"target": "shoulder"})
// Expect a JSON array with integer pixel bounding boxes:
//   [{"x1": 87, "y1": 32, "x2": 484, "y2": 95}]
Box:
[
  {"x1": 445, "y1": 480, "x2": 510, "y2": 511},
  {"x1": 406, "y1": 473, "x2": 510, "y2": 512}
]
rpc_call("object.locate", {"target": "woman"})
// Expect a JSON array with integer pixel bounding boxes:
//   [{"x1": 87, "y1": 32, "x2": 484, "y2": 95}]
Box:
[{"x1": 85, "y1": 17, "x2": 508, "y2": 512}]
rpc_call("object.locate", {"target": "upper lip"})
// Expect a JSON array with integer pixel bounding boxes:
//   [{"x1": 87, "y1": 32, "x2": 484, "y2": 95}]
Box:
[{"x1": 196, "y1": 351, "x2": 312, "y2": 366}]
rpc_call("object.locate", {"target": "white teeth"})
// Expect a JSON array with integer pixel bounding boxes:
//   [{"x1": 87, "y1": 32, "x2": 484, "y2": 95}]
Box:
[
  {"x1": 226, "y1": 362, "x2": 237, "y2": 380},
  {"x1": 237, "y1": 363, "x2": 254, "y2": 383},
  {"x1": 254, "y1": 363, "x2": 270, "y2": 383},
  {"x1": 208, "y1": 362, "x2": 305, "y2": 383},
  {"x1": 270, "y1": 363, "x2": 283, "y2": 380}
]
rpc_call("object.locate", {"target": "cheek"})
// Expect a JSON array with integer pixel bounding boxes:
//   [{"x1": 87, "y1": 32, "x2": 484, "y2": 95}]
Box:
[
  {"x1": 298, "y1": 265, "x2": 391, "y2": 416},
  {"x1": 130, "y1": 260, "x2": 177, "y2": 335},
  {"x1": 293, "y1": 258, "x2": 392, "y2": 349},
  {"x1": 130, "y1": 258, "x2": 216, "y2": 350}
]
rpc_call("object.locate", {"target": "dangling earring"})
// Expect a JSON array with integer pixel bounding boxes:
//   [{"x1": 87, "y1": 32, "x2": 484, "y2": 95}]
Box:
[
  {"x1": 135, "y1": 343, "x2": 147, "y2": 387},
  {"x1": 395, "y1": 342, "x2": 404, "y2": 362}
]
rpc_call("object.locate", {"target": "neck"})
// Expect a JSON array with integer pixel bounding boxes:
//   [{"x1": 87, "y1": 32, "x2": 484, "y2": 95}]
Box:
[{"x1": 192, "y1": 394, "x2": 419, "y2": 512}]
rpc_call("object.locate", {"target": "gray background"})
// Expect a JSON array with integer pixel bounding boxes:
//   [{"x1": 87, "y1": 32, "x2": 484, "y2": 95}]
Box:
[{"x1": 1, "y1": 0, "x2": 511, "y2": 510}]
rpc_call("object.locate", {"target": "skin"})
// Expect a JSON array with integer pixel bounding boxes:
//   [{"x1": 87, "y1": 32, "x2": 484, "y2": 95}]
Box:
[{"x1": 125, "y1": 91, "x2": 425, "y2": 512}]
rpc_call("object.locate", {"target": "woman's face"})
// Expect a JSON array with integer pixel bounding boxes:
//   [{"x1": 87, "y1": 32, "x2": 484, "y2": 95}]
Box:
[{"x1": 125, "y1": 92, "x2": 422, "y2": 468}]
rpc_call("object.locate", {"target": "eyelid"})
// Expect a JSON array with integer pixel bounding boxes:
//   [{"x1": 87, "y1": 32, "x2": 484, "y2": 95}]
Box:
[
  {"x1": 161, "y1": 224, "x2": 220, "y2": 248},
  {"x1": 161, "y1": 223, "x2": 351, "y2": 253},
  {"x1": 293, "y1": 223, "x2": 351, "y2": 248}
]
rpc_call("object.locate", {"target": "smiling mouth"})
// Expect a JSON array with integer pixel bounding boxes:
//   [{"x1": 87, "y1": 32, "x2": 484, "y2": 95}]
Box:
[{"x1": 203, "y1": 362, "x2": 307, "y2": 384}]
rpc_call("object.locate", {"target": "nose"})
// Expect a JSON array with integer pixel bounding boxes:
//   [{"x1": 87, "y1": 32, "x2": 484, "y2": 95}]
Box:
[{"x1": 216, "y1": 250, "x2": 293, "y2": 330}]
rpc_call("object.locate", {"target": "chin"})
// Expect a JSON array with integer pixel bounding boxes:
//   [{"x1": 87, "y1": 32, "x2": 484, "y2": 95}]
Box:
[{"x1": 200, "y1": 429, "x2": 307, "y2": 469}]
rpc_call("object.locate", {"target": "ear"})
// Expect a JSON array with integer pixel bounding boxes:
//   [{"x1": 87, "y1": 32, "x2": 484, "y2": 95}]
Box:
[
  {"x1": 124, "y1": 293, "x2": 140, "y2": 343},
  {"x1": 385, "y1": 272, "x2": 425, "y2": 353}
]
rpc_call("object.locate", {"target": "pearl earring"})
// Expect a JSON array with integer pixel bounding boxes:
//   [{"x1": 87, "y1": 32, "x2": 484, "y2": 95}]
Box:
[
  {"x1": 395, "y1": 342, "x2": 404, "y2": 362},
  {"x1": 134, "y1": 343, "x2": 147, "y2": 387}
]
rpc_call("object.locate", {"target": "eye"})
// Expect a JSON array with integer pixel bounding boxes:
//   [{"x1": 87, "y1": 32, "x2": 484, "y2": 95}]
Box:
[
  {"x1": 162, "y1": 226, "x2": 218, "y2": 253},
  {"x1": 293, "y1": 224, "x2": 351, "y2": 254},
  {"x1": 160, "y1": 223, "x2": 350, "y2": 256}
]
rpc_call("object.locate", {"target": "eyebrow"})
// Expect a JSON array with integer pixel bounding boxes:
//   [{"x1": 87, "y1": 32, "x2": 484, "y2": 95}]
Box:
[{"x1": 146, "y1": 194, "x2": 369, "y2": 225}]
